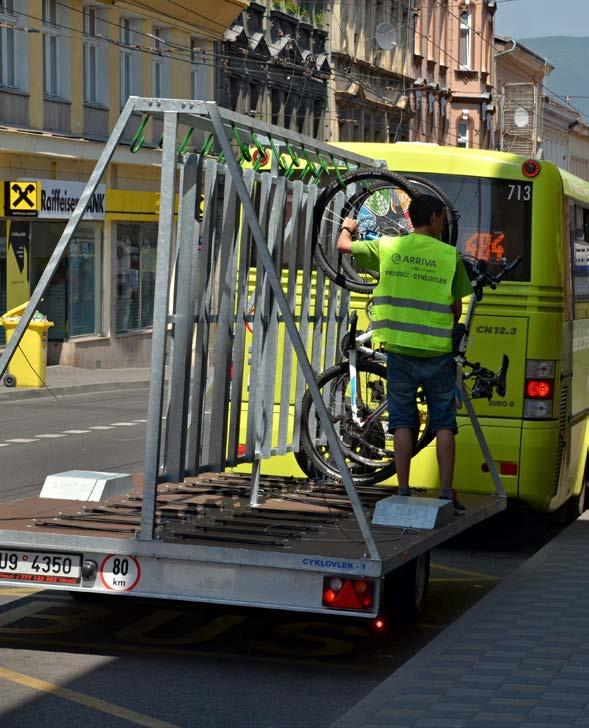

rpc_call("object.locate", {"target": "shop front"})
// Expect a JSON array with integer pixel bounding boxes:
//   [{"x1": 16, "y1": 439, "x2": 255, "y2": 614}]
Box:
[
  {"x1": 0, "y1": 179, "x2": 104, "y2": 360},
  {"x1": 1, "y1": 179, "x2": 164, "y2": 368}
]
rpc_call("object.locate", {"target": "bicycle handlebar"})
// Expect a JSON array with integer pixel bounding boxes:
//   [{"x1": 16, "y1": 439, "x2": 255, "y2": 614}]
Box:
[{"x1": 465, "y1": 256, "x2": 522, "y2": 296}]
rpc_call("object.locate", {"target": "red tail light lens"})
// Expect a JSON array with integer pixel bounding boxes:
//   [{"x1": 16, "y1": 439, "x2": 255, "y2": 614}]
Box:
[
  {"x1": 322, "y1": 577, "x2": 374, "y2": 611},
  {"x1": 526, "y1": 379, "x2": 553, "y2": 399},
  {"x1": 522, "y1": 159, "x2": 540, "y2": 178}
]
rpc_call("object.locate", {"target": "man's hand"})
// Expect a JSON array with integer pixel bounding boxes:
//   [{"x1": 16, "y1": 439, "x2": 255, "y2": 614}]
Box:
[{"x1": 336, "y1": 217, "x2": 358, "y2": 254}]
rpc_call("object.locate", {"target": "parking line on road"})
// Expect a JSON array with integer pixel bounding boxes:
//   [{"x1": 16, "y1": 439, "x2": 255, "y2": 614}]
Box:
[
  {"x1": 0, "y1": 443, "x2": 10, "y2": 447},
  {"x1": 0, "y1": 666, "x2": 180, "y2": 728},
  {"x1": 5, "y1": 438, "x2": 37, "y2": 444},
  {"x1": 88, "y1": 425, "x2": 115, "y2": 430},
  {"x1": 36, "y1": 433, "x2": 67, "y2": 438},
  {"x1": 63, "y1": 430, "x2": 91, "y2": 434},
  {"x1": 110, "y1": 422, "x2": 139, "y2": 427},
  {"x1": 134, "y1": 419, "x2": 148, "y2": 423},
  {"x1": 431, "y1": 562, "x2": 499, "y2": 580}
]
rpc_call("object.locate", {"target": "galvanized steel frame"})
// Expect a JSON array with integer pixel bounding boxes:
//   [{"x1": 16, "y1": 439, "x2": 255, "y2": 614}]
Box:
[{"x1": 0, "y1": 98, "x2": 382, "y2": 561}]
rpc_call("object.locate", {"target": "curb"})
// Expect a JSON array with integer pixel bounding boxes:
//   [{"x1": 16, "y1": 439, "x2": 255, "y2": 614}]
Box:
[
  {"x1": 0, "y1": 379, "x2": 151, "y2": 402},
  {"x1": 330, "y1": 515, "x2": 586, "y2": 728}
]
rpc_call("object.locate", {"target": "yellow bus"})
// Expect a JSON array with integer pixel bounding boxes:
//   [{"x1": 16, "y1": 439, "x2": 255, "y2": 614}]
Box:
[{"x1": 333, "y1": 142, "x2": 589, "y2": 515}]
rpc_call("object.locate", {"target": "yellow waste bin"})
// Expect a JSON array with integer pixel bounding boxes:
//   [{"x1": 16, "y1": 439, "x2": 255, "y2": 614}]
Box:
[{"x1": 0, "y1": 302, "x2": 54, "y2": 388}]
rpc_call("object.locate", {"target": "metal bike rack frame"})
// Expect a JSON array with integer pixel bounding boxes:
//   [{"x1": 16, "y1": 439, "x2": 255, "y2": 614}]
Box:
[{"x1": 0, "y1": 98, "x2": 383, "y2": 560}]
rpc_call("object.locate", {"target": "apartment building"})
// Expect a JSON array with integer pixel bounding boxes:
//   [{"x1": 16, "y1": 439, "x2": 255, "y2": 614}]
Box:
[
  {"x1": 0, "y1": 0, "x2": 245, "y2": 368},
  {"x1": 411, "y1": 0, "x2": 496, "y2": 148},
  {"x1": 218, "y1": 1, "x2": 330, "y2": 141},
  {"x1": 329, "y1": 0, "x2": 414, "y2": 143}
]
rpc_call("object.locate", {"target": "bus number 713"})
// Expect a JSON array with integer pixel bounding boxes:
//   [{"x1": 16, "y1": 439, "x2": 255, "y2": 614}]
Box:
[{"x1": 508, "y1": 184, "x2": 531, "y2": 201}]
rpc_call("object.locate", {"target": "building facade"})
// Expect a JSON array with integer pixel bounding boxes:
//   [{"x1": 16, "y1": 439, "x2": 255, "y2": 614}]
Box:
[
  {"x1": 411, "y1": 0, "x2": 496, "y2": 149},
  {"x1": 219, "y1": 1, "x2": 330, "y2": 140},
  {"x1": 328, "y1": 0, "x2": 414, "y2": 143},
  {"x1": 0, "y1": 0, "x2": 244, "y2": 368},
  {"x1": 494, "y1": 36, "x2": 553, "y2": 157}
]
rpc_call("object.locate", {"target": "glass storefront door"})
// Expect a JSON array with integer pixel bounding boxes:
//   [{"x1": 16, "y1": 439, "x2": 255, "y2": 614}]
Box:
[
  {"x1": 0, "y1": 224, "x2": 6, "y2": 346},
  {"x1": 30, "y1": 221, "x2": 102, "y2": 341},
  {"x1": 31, "y1": 222, "x2": 68, "y2": 340},
  {"x1": 69, "y1": 223, "x2": 101, "y2": 337}
]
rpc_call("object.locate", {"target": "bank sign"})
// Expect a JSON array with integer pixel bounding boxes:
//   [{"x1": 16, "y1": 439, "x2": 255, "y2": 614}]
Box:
[{"x1": 22, "y1": 179, "x2": 106, "y2": 220}]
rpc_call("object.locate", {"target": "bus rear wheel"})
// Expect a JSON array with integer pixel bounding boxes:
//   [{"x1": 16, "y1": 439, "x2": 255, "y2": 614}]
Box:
[{"x1": 566, "y1": 476, "x2": 587, "y2": 523}]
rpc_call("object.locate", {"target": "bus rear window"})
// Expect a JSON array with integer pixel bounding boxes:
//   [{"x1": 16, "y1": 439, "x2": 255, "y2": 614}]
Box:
[{"x1": 411, "y1": 173, "x2": 532, "y2": 281}]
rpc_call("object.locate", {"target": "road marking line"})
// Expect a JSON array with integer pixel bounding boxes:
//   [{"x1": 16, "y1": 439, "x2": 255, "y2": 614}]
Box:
[
  {"x1": 431, "y1": 562, "x2": 500, "y2": 580},
  {"x1": 0, "y1": 666, "x2": 180, "y2": 728},
  {"x1": 0, "y1": 443, "x2": 10, "y2": 447},
  {"x1": 5, "y1": 438, "x2": 37, "y2": 444},
  {"x1": 430, "y1": 577, "x2": 495, "y2": 584},
  {"x1": 88, "y1": 425, "x2": 115, "y2": 430},
  {"x1": 63, "y1": 430, "x2": 91, "y2": 434},
  {"x1": 134, "y1": 419, "x2": 148, "y2": 423},
  {"x1": 35, "y1": 433, "x2": 67, "y2": 439},
  {"x1": 0, "y1": 587, "x2": 41, "y2": 596},
  {"x1": 110, "y1": 422, "x2": 139, "y2": 427}
]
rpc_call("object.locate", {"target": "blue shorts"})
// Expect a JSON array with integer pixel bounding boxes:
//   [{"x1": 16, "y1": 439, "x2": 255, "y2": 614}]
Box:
[{"x1": 386, "y1": 352, "x2": 457, "y2": 435}]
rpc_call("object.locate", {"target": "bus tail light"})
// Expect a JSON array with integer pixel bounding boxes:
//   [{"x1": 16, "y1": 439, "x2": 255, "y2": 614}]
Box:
[
  {"x1": 322, "y1": 576, "x2": 374, "y2": 611},
  {"x1": 526, "y1": 380, "x2": 553, "y2": 399},
  {"x1": 481, "y1": 461, "x2": 518, "y2": 475},
  {"x1": 524, "y1": 360, "x2": 555, "y2": 419}
]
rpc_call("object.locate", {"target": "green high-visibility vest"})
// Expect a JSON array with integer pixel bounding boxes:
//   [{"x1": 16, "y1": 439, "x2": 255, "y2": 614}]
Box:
[{"x1": 371, "y1": 234, "x2": 457, "y2": 354}]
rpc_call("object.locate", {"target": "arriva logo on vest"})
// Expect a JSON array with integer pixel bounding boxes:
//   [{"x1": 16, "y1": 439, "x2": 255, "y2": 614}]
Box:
[{"x1": 392, "y1": 253, "x2": 437, "y2": 268}]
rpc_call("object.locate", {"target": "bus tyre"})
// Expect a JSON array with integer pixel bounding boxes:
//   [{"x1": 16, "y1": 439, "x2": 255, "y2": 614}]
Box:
[
  {"x1": 3, "y1": 374, "x2": 16, "y2": 388},
  {"x1": 566, "y1": 478, "x2": 587, "y2": 523},
  {"x1": 382, "y1": 551, "x2": 430, "y2": 624}
]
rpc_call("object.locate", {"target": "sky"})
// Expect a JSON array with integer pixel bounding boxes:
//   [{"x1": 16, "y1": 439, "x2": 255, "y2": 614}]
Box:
[{"x1": 494, "y1": 0, "x2": 589, "y2": 38}]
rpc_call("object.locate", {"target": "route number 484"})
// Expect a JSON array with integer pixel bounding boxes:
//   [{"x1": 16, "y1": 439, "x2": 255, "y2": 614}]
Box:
[{"x1": 465, "y1": 232, "x2": 505, "y2": 260}]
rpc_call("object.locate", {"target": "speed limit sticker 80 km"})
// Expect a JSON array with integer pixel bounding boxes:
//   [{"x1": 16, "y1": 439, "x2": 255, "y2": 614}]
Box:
[{"x1": 99, "y1": 554, "x2": 141, "y2": 591}]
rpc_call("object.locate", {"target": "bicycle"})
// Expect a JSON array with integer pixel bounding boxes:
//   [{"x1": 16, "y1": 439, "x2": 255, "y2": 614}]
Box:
[{"x1": 296, "y1": 256, "x2": 521, "y2": 485}]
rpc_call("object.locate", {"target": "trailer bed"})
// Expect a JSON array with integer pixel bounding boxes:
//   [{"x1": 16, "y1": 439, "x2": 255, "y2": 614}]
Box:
[{"x1": 0, "y1": 474, "x2": 506, "y2": 617}]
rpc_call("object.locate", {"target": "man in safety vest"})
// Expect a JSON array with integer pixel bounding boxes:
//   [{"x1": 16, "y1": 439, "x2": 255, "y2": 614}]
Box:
[{"x1": 337, "y1": 194, "x2": 472, "y2": 513}]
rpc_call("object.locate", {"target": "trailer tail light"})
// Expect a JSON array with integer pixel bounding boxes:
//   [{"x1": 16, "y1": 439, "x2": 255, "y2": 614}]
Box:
[
  {"x1": 524, "y1": 360, "x2": 555, "y2": 420},
  {"x1": 322, "y1": 576, "x2": 374, "y2": 611}
]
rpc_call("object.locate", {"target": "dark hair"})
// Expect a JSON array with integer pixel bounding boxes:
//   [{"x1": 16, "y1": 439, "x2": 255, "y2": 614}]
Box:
[{"x1": 408, "y1": 194, "x2": 445, "y2": 227}]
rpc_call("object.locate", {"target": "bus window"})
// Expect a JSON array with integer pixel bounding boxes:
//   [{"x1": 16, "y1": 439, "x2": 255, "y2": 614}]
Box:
[
  {"x1": 408, "y1": 173, "x2": 532, "y2": 281},
  {"x1": 572, "y1": 204, "x2": 589, "y2": 302}
]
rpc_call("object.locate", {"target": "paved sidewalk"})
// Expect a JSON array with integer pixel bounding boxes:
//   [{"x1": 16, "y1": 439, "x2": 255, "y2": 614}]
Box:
[
  {"x1": 333, "y1": 512, "x2": 589, "y2": 728},
  {"x1": 0, "y1": 365, "x2": 152, "y2": 401}
]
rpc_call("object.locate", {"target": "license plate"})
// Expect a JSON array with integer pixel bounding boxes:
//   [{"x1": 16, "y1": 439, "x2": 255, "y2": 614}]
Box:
[{"x1": 0, "y1": 549, "x2": 82, "y2": 585}]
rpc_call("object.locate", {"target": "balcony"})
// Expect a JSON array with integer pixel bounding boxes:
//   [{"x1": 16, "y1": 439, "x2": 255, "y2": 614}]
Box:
[{"x1": 115, "y1": 0, "x2": 249, "y2": 39}]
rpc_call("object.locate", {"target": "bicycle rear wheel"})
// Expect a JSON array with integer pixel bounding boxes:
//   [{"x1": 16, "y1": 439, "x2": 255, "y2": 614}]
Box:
[{"x1": 298, "y1": 360, "x2": 433, "y2": 486}]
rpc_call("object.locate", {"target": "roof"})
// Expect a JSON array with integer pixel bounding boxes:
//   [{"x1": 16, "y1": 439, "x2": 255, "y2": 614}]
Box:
[{"x1": 495, "y1": 35, "x2": 555, "y2": 73}]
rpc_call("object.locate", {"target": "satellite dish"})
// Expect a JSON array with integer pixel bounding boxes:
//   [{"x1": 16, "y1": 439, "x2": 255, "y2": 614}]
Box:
[
  {"x1": 375, "y1": 22, "x2": 398, "y2": 50},
  {"x1": 514, "y1": 107, "x2": 530, "y2": 128}
]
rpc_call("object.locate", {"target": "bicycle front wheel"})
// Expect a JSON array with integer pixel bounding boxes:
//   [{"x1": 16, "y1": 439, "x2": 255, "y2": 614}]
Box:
[
  {"x1": 314, "y1": 170, "x2": 459, "y2": 293},
  {"x1": 299, "y1": 360, "x2": 433, "y2": 486}
]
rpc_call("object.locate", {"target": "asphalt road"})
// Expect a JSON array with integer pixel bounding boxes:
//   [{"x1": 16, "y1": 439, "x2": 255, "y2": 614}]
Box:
[
  {"x1": 0, "y1": 389, "x2": 566, "y2": 728},
  {"x1": 0, "y1": 388, "x2": 149, "y2": 502}
]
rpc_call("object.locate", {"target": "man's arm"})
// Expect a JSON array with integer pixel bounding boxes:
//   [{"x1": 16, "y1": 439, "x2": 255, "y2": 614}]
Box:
[
  {"x1": 336, "y1": 217, "x2": 358, "y2": 254},
  {"x1": 453, "y1": 299, "x2": 462, "y2": 323}
]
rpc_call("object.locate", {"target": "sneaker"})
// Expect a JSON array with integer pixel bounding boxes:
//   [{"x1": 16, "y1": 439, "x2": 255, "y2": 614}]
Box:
[{"x1": 440, "y1": 489, "x2": 466, "y2": 514}]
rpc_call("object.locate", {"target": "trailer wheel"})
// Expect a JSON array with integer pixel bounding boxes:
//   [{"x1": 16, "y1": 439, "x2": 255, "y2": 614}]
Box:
[
  {"x1": 382, "y1": 551, "x2": 430, "y2": 624},
  {"x1": 3, "y1": 374, "x2": 16, "y2": 388}
]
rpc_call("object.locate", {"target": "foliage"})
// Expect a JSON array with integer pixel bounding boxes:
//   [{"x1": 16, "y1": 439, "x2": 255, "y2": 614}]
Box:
[{"x1": 284, "y1": 0, "x2": 299, "y2": 16}]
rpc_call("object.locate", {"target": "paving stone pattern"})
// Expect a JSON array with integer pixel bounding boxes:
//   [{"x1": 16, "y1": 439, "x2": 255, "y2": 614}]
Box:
[{"x1": 332, "y1": 513, "x2": 589, "y2": 728}]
